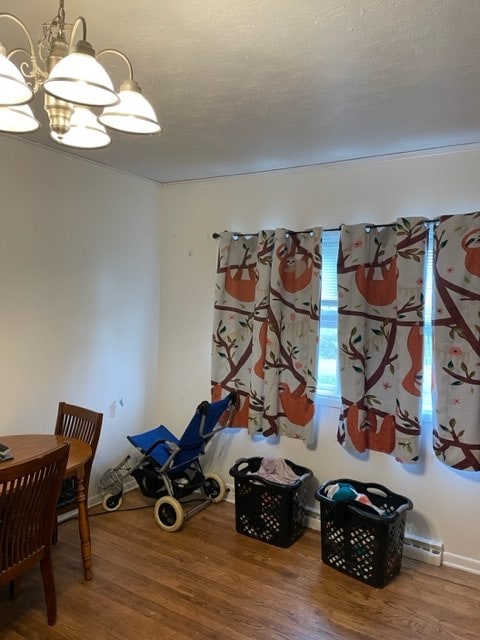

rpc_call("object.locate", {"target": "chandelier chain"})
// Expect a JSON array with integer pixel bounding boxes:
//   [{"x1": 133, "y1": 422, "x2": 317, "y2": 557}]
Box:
[{"x1": 38, "y1": 0, "x2": 72, "y2": 63}]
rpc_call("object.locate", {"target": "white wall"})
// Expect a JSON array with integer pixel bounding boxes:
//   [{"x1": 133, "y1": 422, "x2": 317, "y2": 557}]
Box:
[
  {"x1": 0, "y1": 136, "x2": 162, "y2": 490},
  {"x1": 159, "y1": 146, "x2": 480, "y2": 570},
  {"x1": 2, "y1": 135, "x2": 479, "y2": 570}
]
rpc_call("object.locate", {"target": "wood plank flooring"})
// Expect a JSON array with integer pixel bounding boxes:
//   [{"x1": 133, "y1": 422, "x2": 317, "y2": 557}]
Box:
[{"x1": 0, "y1": 490, "x2": 478, "y2": 640}]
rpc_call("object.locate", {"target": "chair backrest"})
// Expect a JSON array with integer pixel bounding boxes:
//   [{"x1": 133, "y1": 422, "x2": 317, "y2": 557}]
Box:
[
  {"x1": 54, "y1": 403, "x2": 103, "y2": 462},
  {"x1": 0, "y1": 444, "x2": 69, "y2": 583},
  {"x1": 54, "y1": 403, "x2": 103, "y2": 514}
]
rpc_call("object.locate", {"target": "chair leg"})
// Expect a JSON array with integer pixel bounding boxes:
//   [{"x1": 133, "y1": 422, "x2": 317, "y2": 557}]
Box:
[
  {"x1": 9, "y1": 578, "x2": 21, "y2": 599},
  {"x1": 52, "y1": 517, "x2": 59, "y2": 544},
  {"x1": 40, "y1": 553, "x2": 57, "y2": 626}
]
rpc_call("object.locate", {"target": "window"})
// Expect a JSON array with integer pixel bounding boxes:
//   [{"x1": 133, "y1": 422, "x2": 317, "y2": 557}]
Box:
[
  {"x1": 317, "y1": 230, "x2": 341, "y2": 400},
  {"x1": 316, "y1": 226, "x2": 433, "y2": 418}
]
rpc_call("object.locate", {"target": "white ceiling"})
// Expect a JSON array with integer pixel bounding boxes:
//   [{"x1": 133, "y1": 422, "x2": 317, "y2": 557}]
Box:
[{"x1": 1, "y1": 0, "x2": 480, "y2": 183}]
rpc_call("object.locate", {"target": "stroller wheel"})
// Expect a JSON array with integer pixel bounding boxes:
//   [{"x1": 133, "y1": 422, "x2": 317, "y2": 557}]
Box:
[
  {"x1": 102, "y1": 492, "x2": 123, "y2": 512},
  {"x1": 203, "y1": 473, "x2": 227, "y2": 503},
  {"x1": 154, "y1": 496, "x2": 184, "y2": 532}
]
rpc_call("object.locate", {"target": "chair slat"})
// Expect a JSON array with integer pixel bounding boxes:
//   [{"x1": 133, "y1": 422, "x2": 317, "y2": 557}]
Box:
[
  {"x1": 53, "y1": 403, "x2": 103, "y2": 522},
  {"x1": 0, "y1": 444, "x2": 69, "y2": 625}
]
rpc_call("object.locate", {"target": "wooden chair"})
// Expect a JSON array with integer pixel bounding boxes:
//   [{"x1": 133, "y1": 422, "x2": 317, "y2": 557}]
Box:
[
  {"x1": 0, "y1": 443, "x2": 70, "y2": 625},
  {"x1": 54, "y1": 402, "x2": 103, "y2": 537}
]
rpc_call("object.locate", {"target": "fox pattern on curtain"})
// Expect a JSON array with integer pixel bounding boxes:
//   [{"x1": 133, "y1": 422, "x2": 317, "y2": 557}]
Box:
[
  {"x1": 336, "y1": 218, "x2": 428, "y2": 462},
  {"x1": 432, "y1": 212, "x2": 480, "y2": 470},
  {"x1": 211, "y1": 228, "x2": 321, "y2": 442}
]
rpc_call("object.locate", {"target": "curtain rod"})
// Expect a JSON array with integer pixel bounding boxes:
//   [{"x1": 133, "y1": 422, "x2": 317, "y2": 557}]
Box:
[{"x1": 212, "y1": 218, "x2": 441, "y2": 239}]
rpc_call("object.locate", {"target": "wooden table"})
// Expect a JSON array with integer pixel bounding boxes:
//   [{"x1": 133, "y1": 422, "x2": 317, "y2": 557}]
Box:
[{"x1": 1, "y1": 434, "x2": 94, "y2": 581}]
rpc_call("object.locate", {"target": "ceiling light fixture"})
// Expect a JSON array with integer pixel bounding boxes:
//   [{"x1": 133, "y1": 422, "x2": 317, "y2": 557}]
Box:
[{"x1": 0, "y1": 1, "x2": 161, "y2": 149}]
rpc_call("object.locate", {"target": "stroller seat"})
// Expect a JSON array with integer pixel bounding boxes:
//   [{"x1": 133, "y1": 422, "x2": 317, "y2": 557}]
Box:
[
  {"x1": 99, "y1": 392, "x2": 237, "y2": 531},
  {"x1": 127, "y1": 425, "x2": 179, "y2": 468}
]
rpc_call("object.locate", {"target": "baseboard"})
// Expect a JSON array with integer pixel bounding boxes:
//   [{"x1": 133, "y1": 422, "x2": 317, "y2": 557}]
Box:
[
  {"x1": 305, "y1": 505, "x2": 321, "y2": 531},
  {"x1": 224, "y1": 482, "x2": 235, "y2": 505},
  {"x1": 58, "y1": 478, "x2": 138, "y2": 523},
  {"x1": 89, "y1": 477, "x2": 137, "y2": 508},
  {"x1": 442, "y1": 552, "x2": 480, "y2": 575},
  {"x1": 231, "y1": 488, "x2": 480, "y2": 575},
  {"x1": 304, "y1": 504, "x2": 447, "y2": 568},
  {"x1": 84, "y1": 479, "x2": 480, "y2": 576}
]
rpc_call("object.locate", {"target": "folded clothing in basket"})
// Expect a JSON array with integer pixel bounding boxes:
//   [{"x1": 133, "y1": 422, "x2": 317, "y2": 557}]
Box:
[
  {"x1": 326, "y1": 482, "x2": 385, "y2": 515},
  {"x1": 250, "y1": 457, "x2": 301, "y2": 485}
]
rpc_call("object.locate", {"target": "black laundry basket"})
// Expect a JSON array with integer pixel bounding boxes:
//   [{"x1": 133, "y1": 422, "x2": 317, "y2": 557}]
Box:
[
  {"x1": 229, "y1": 457, "x2": 312, "y2": 548},
  {"x1": 315, "y1": 478, "x2": 413, "y2": 587}
]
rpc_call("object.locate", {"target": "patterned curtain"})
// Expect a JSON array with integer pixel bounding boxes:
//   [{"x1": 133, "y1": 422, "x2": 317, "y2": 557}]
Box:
[
  {"x1": 211, "y1": 228, "x2": 321, "y2": 442},
  {"x1": 336, "y1": 218, "x2": 427, "y2": 462},
  {"x1": 432, "y1": 212, "x2": 480, "y2": 470}
]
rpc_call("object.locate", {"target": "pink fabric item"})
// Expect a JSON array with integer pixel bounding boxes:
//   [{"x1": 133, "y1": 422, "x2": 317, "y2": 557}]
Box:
[{"x1": 253, "y1": 457, "x2": 300, "y2": 484}]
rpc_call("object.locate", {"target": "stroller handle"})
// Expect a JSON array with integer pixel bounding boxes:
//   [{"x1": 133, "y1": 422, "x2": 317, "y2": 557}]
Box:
[{"x1": 197, "y1": 391, "x2": 237, "y2": 416}]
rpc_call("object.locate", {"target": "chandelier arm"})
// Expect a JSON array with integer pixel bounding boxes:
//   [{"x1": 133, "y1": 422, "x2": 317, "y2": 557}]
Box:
[
  {"x1": 96, "y1": 48, "x2": 134, "y2": 80},
  {"x1": 0, "y1": 13, "x2": 36, "y2": 55},
  {"x1": 0, "y1": 13, "x2": 45, "y2": 92},
  {"x1": 68, "y1": 16, "x2": 87, "y2": 51},
  {"x1": 7, "y1": 47, "x2": 31, "y2": 59},
  {"x1": 7, "y1": 48, "x2": 48, "y2": 85}
]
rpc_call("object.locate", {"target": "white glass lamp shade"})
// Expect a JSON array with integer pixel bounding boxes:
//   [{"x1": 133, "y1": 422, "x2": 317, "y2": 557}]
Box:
[
  {"x1": 44, "y1": 48, "x2": 119, "y2": 107},
  {"x1": 0, "y1": 48, "x2": 34, "y2": 105},
  {"x1": 99, "y1": 82, "x2": 161, "y2": 134},
  {"x1": 0, "y1": 104, "x2": 39, "y2": 133},
  {"x1": 51, "y1": 106, "x2": 111, "y2": 149}
]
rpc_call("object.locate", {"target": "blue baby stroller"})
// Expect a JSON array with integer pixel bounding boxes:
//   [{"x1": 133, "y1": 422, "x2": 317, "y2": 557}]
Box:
[{"x1": 98, "y1": 392, "x2": 237, "y2": 531}]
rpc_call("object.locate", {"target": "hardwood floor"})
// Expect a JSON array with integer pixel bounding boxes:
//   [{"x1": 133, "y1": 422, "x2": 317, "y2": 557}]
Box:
[{"x1": 0, "y1": 490, "x2": 478, "y2": 640}]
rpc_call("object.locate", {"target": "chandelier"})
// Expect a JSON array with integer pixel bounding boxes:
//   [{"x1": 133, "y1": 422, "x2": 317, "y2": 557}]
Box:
[{"x1": 0, "y1": 1, "x2": 161, "y2": 149}]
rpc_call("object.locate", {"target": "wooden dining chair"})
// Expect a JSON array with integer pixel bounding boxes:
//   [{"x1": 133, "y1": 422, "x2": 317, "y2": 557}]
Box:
[
  {"x1": 0, "y1": 443, "x2": 70, "y2": 625},
  {"x1": 54, "y1": 402, "x2": 103, "y2": 537}
]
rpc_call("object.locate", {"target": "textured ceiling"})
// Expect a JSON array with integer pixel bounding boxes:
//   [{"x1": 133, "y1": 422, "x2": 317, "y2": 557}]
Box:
[{"x1": 1, "y1": 0, "x2": 480, "y2": 183}]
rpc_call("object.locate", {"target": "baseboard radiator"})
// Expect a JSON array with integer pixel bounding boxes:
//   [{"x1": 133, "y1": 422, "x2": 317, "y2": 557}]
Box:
[
  {"x1": 402, "y1": 534, "x2": 443, "y2": 566},
  {"x1": 82, "y1": 480, "x2": 480, "y2": 574},
  {"x1": 303, "y1": 505, "x2": 444, "y2": 567}
]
